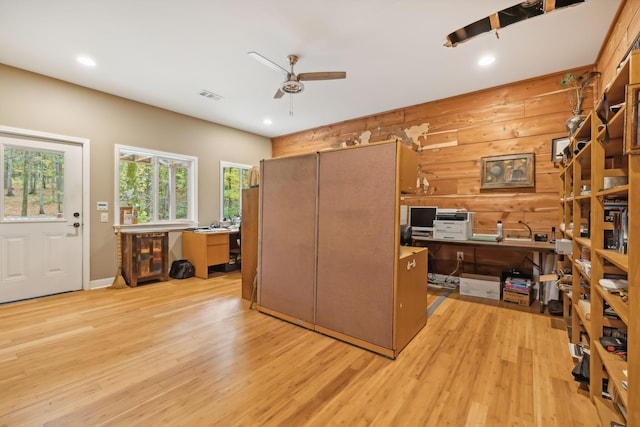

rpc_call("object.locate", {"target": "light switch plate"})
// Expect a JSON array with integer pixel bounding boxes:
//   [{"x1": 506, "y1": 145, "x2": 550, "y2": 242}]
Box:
[{"x1": 100, "y1": 212, "x2": 109, "y2": 223}]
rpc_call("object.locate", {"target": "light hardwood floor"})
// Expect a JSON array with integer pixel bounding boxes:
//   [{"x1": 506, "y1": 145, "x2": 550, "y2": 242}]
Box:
[{"x1": 0, "y1": 272, "x2": 599, "y2": 426}]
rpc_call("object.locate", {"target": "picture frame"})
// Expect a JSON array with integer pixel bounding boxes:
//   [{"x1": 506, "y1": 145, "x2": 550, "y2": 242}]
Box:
[
  {"x1": 551, "y1": 136, "x2": 570, "y2": 163},
  {"x1": 480, "y1": 153, "x2": 535, "y2": 189},
  {"x1": 625, "y1": 82, "x2": 640, "y2": 153}
]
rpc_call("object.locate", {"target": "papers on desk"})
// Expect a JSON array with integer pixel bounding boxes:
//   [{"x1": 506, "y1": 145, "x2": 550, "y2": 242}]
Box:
[
  {"x1": 189, "y1": 227, "x2": 237, "y2": 233},
  {"x1": 469, "y1": 233, "x2": 501, "y2": 242}
]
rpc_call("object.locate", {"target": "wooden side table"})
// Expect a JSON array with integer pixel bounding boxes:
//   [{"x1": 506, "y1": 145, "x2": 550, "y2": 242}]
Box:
[{"x1": 121, "y1": 231, "x2": 169, "y2": 287}]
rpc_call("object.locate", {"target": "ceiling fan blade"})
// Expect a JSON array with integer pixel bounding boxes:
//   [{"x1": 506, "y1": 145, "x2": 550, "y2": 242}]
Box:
[
  {"x1": 298, "y1": 71, "x2": 346, "y2": 81},
  {"x1": 248, "y1": 51, "x2": 288, "y2": 75},
  {"x1": 274, "y1": 88, "x2": 285, "y2": 99}
]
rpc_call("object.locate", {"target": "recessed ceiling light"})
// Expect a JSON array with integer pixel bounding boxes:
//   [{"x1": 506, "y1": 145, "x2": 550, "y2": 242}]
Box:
[
  {"x1": 263, "y1": 118, "x2": 272, "y2": 125},
  {"x1": 77, "y1": 56, "x2": 96, "y2": 67},
  {"x1": 478, "y1": 55, "x2": 496, "y2": 66}
]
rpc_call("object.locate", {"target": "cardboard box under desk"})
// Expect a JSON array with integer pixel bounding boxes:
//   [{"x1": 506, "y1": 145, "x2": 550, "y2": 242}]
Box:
[
  {"x1": 459, "y1": 273, "x2": 501, "y2": 300},
  {"x1": 503, "y1": 289, "x2": 534, "y2": 306}
]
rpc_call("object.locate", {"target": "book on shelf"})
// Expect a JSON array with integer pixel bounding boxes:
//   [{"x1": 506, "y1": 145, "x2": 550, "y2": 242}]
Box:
[{"x1": 604, "y1": 201, "x2": 628, "y2": 223}]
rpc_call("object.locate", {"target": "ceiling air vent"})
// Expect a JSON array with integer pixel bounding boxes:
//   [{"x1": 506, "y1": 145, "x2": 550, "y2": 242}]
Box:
[{"x1": 198, "y1": 90, "x2": 224, "y2": 101}]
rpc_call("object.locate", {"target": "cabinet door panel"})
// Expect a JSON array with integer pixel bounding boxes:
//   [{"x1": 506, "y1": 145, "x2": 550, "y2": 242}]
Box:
[
  {"x1": 316, "y1": 143, "x2": 397, "y2": 348},
  {"x1": 396, "y1": 249, "x2": 428, "y2": 351},
  {"x1": 259, "y1": 154, "x2": 318, "y2": 323}
]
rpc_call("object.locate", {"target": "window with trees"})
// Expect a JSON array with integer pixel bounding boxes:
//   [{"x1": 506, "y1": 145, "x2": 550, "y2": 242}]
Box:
[
  {"x1": 220, "y1": 161, "x2": 251, "y2": 221},
  {"x1": 116, "y1": 146, "x2": 197, "y2": 226},
  {"x1": 3, "y1": 146, "x2": 64, "y2": 219}
]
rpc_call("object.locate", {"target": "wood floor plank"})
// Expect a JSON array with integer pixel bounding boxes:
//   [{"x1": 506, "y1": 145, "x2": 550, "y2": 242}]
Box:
[{"x1": 0, "y1": 273, "x2": 600, "y2": 426}]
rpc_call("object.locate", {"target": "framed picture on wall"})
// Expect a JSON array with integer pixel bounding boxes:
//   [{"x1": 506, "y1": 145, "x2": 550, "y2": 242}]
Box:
[
  {"x1": 551, "y1": 136, "x2": 570, "y2": 163},
  {"x1": 625, "y1": 83, "x2": 640, "y2": 153},
  {"x1": 480, "y1": 153, "x2": 535, "y2": 189}
]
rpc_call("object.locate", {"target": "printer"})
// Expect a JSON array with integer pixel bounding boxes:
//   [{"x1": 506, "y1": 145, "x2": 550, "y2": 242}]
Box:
[{"x1": 433, "y1": 210, "x2": 474, "y2": 240}]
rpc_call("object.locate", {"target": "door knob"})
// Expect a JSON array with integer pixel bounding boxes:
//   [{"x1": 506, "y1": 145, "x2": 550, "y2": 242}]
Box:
[{"x1": 68, "y1": 222, "x2": 80, "y2": 228}]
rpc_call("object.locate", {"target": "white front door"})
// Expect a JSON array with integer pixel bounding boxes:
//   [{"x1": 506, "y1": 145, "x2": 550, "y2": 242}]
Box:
[{"x1": 0, "y1": 133, "x2": 84, "y2": 303}]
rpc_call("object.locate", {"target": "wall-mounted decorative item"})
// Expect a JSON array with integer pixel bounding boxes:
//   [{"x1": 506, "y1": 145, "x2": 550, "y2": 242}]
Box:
[
  {"x1": 480, "y1": 153, "x2": 535, "y2": 189},
  {"x1": 625, "y1": 82, "x2": 640, "y2": 153},
  {"x1": 551, "y1": 136, "x2": 570, "y2": 163}
]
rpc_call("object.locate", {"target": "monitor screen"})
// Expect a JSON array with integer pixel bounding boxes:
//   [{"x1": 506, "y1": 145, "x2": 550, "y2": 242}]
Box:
[{"x1": 409, "y1": 206, "x2": 438, "y2": 233}]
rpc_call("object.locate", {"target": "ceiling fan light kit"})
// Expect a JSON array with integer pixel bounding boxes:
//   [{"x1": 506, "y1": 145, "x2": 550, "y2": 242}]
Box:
[
  {"x1": 248, "y1": 51, "x2": 346, "y2": 102},
  {"x1": 281, "y1": 79, "x2": 304, "y2": 95}
]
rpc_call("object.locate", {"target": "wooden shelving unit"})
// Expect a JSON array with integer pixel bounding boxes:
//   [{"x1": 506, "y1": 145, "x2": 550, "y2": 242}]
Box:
[{"x1": 560, "y1": 50, "x2": 640, "y2": 426}]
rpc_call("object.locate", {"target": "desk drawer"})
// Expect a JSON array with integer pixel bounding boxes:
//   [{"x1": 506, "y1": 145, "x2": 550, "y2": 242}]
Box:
[
  {"x1": 206, "y1": 244, "x2": 228, "y2": 265},
  {"x1": 206, "y1": 233, "x2": 228, "y2": 245},
  {"x1": 206, "y1": 234, "x2": 229, "y2": 266}
]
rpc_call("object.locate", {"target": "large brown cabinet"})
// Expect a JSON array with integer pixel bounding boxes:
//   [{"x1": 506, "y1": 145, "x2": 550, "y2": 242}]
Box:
[{"x1": 258, "y1": 141, "x2": 427, "y2": 358}]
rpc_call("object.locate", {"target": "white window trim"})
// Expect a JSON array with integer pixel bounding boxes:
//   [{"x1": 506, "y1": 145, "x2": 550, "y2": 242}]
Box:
[
  {"x1": 219, "y1": 161, "x2": 252, "y2": 221},
  {"x1": 115, "y1": 144, "x2": 198, "y2": 230}
]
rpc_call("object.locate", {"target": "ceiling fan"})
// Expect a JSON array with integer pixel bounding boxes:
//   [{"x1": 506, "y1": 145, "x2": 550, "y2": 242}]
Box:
[{"x1": 248, "y1": 51, "x2": 346, "y2": 99}]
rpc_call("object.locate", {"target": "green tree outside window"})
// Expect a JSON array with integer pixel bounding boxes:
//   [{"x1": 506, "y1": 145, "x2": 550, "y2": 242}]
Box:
[{"x1": 221, "y1": 162, "x2": 251, "y2": 221}]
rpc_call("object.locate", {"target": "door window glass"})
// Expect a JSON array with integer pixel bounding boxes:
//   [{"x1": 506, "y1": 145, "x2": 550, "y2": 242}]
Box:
[{"x1": 2, "y1": 146, "x2": 65, "y2": 219}]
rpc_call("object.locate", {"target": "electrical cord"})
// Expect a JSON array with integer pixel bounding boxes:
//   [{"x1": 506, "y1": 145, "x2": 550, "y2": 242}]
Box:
[{"x1": 428, "y1": 259, "x2": 461, "y2": 289}]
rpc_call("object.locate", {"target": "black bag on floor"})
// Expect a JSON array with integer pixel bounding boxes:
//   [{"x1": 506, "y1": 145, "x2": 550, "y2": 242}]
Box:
[{"x1": 169, "y1": 259, "x2": 195, "y2": 279}]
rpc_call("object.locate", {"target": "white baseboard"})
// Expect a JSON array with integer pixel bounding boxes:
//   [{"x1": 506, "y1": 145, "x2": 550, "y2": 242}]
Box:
[{"x1": 89, "y1": 277, "x2": 113, "y2": 290}]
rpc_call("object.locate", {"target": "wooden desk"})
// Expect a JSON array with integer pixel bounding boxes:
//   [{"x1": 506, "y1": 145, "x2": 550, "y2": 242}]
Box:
[
  {"x1": 182, "y1": 230, "x2": 238, "y2": 279},
  {"x1": 412, "y1": 237, "x2": 557, "y2": 254}
]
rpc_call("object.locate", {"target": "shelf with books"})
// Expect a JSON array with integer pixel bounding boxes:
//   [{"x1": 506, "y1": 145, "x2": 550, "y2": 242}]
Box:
[
  {"x1": 559, "y1": 161, "x2": 574, "y2": 241},
  {"x1": 594, "y1": 340, "x2": 628, "y2": 408},
  {"x1": 597, "y1": 184, "x2": 629, "y2": 198},
  {"x1": 594, "y1": 283, "x2": 629, "y2": 326},
  {"x1": 592, "y1": 396, "x2": 626, "y2": 427},
  {"x1": 585, "y1": 49, "x2": 640, "y2": 427},
  {"x1": 573, "y1": 236, "x2": 591, "y2": 248},
  {"x1": 574, "y1": 300, "x2": 592, "y2": 335},
  {"x1": 574, "y1": 111, "x2": 593, "y2": 144},
  {"x1": 596, "y1": 249, "x2": 629, "y2": 271}
]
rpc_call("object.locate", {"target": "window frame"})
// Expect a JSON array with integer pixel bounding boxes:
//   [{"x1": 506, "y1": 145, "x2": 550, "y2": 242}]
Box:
[
  {"x1": 114, "y1": 144, "x2": 198, "y2": 230},
  {"x1": 219, "y1": 161, "x2": 252, "y2": 221}
]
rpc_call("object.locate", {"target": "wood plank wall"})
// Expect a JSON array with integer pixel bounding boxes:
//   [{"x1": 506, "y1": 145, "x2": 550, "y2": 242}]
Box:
[
  {"x1": 596, "y1": 0, "x2": 640, "y2": 97},
  {"x1": 271, "y1": 1, "x2": 638, "y2": 276}
]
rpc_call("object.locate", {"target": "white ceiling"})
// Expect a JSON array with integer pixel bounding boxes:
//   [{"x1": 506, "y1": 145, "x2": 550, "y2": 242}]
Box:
[{"x1": 0, "y1": 0, "x2": 621, "y2": 138}]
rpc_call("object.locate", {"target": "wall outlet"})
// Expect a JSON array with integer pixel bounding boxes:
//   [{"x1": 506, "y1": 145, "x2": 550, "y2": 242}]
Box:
[{"x1": 457, "y1": 251, "x2": 464, "y2": 261}]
